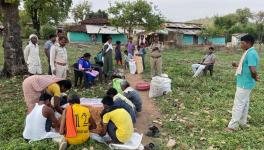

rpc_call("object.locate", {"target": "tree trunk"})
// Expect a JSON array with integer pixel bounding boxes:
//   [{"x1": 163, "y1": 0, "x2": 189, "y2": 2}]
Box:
[
  {"x1": 31, "y1": 8, "x2": 40, "y2": 36},
  {"x1": 0, "y1": 1, "x2": 27, "y2": 77},
  {"x1": 128, "y1": 27, "x2": 132, "y2": 38}
]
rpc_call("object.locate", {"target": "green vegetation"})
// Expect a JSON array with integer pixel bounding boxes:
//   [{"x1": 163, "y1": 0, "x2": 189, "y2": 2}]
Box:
[
  {"x1": 0, "y1": 38, "x2": 108, "y2": 149},
  {"x1": 71, "y1": 1, "x2": 108, "y2": 23},
  {"x1": 155, "y1": 47, "x2": 264, "y2": 149},
  {"x1": 24, "y1": 0, "x2": 72, "y2": 35},
  {"x1": 189, "y1": 8, "x2": 264, "y2": 43},
  {"x1": 108, "y1": 0, "x2": 164, "y2": 36},
  {"x1": 1, "y1": 37, "x2": 264, "y2": 149}
]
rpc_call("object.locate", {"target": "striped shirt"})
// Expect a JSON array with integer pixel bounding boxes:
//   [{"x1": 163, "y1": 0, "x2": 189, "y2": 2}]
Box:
[{"x1": 123, "y1": 87, "x2": 142, "y2": 112}]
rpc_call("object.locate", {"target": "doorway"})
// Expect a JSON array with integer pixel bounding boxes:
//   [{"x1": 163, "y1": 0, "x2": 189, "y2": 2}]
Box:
[
  {"x1": 193, "y1": 35, "x2": 198, "y2": 45},
  {"x1": 102, "y1": 34, "x2": 110, "y2": 43}
]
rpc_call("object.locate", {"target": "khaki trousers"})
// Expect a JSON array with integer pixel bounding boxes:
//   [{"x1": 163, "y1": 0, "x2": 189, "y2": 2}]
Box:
[
  {"x1": 53, "y1": 64, "x2": 67, "y2": 79},
  {"x1": 150, "y1": 57, "x2": 162, "y2": 77}
]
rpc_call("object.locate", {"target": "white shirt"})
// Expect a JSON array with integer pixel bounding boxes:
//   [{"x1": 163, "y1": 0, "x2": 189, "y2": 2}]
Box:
[{"x1": 24, "y1": 42, "x2": 41, "y2": 66}]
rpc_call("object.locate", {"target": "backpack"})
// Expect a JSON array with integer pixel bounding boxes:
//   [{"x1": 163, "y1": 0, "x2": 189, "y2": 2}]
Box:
[{"x1": 94, "y1": 49, "x2": 104, "y2": 67}]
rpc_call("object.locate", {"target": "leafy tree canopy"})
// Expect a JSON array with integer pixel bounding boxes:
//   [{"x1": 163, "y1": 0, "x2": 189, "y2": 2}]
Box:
[{"x1": 108, "y1": 0, "x2": 164, "y2": 35}]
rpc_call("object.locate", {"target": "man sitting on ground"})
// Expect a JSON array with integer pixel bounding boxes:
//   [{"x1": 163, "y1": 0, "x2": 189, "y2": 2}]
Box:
[
  {"x1": 106, "y1": 88, "x2": 136, "y2": 123},
  {"x1": 59, "y1": 94, "x2": 96, "y2": 146},
  {"x1": 121, "y1": 80, "x2": 142, "y2": 112},
  {"x1": 107, "y1": 88, "x2": 136, "y2": 110},
  {"x1": 100, "y1": 96, "x2": 134, "y2": 144},
  {"x1": 191, "y1": 47, "x2": 216, "y2": 77},
  {"x1": 23, "y1": 93, "x2": 67, "y2": 149}
]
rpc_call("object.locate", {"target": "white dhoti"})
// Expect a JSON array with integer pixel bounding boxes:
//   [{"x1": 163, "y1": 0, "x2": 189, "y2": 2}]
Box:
[{"x1": 28, "y1": 64, "x2": 42, "y2": 74}]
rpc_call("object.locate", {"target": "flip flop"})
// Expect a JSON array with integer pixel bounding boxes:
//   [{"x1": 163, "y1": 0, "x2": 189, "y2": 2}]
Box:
[
  {"x1": 149, "y1": 126, "x2": 159, "y2": 131},
  {"x1": 145, "y1": 126, "x2": 160, "y2": 138},
  {"x1": 144, "y1": 143, "x2": 156, "y2": 150}
]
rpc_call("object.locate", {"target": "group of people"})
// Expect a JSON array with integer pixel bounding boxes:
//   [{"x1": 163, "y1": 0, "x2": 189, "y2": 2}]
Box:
[
  {"x1": 22, "y1": 72, "x2": 143, "y2": 149},
  {"x1": 103, "y1": 34, "x2": 164, "y2": 78},
  {"x1": 21, "y1": 29, "x2": 260, "y2": 150},
  {"x1": 100, "y1": 81, "x2": 142, "y2": 144},
  {"x1": 24, "y1": 30, "x2": 166, "y2": 88},
  {"x1": 24, "y1": 29, "x2": 69, "y2": 79}
]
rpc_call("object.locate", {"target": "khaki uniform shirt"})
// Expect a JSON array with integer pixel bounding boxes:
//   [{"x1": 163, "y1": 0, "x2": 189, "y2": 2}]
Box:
[
  {"x1": 149, "y1": 42, "x2": 164, "y2": 58},
  {"x1": 50, "y1": 43, "x2": 68, "y2": 71}
]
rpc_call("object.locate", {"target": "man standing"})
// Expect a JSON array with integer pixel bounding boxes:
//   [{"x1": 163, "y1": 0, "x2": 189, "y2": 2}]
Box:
[
  {"x1": 44, "y1": 34, "x2": 56, "y2": 75},
  {"x1": 103, "y1": 37, "x2": 113, "y2": 80},
  {"x1": 56, "y1": 29, "x2": 63, "y2": 43},
  {"x1": 138, "y1": 34, "x2": 148, "y2": 47},
  {"x1": 125, "y1": 37, "x2": 135, "y2": 58},
  {"x1": 225, "y1": 35, "x2": 259, "y2": 132},
  {"x1": 149, "y1": 34, "x2": 164, "y2": 77},
  {"x1": 24, "y1": 34, "x2": 42, "y2": 75},
  {"x1": 50, "y1": 36, "x2": 69, "y2": 79},
  {"x1": 192, "y1": 47, "x2": 216, "y2": 77}
]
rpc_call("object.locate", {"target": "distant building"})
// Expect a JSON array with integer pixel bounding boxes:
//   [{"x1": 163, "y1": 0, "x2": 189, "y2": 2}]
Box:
[
  {"x1": 66, "y1": 18, "x2": 127, "y2": 44},
  {"x1": 155, "y1": 22, "x2": 226, "y2": 48},
  {"x1": 231, "y1": 33, "x2": 248, "y2": 46}
]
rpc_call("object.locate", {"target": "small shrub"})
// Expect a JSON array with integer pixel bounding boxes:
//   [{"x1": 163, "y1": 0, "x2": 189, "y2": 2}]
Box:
[{"x1": 21, "y1": 26, "x2": 37, "y2": 39}]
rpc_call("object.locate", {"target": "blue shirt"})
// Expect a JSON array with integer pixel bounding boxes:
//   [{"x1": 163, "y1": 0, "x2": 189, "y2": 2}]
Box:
[
  {"x1": 236, "y1": 47, "x2": 259, "y2": 90},
  {"x1": 78, "y1": 58, "x2": 91, "y2": 69},
  {"x1": 44, "y1": 40, "x2": 53, "y2": 55}
]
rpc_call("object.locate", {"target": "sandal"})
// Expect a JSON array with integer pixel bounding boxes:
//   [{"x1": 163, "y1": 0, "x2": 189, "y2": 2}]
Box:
[
  {"x1": 144, "y1": 143, "x2": 156, "y2": 150},
  {"x1": 145, "y1": 126, "x2": 160, "y2": 138}
]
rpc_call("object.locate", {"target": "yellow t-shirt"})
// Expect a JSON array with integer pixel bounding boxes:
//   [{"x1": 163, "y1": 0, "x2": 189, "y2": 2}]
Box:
[
  {"x1": 47, "y1": 83, "x2": 61, "y2": 97},
  {"x1": 103, "y1": 108, "x2": 134, "y2": 143},
  {"x1": 66, "y1": 104, "x2": 91, "y2": 145}
]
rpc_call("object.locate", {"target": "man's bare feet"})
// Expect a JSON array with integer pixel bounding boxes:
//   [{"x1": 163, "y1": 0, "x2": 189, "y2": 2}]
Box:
[
  {"x1": 240, "y1": 124, "x2": 250, "y2": 129},
  {"x1": 224, "y1": 127, "x2": 235, "y2": 132}
]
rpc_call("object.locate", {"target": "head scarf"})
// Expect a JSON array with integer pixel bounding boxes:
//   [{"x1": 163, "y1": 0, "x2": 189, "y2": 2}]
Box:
[
  {"x1": 29, "y1": 34, "x2": 38, "y2": 41},
  {"x1": 29, "y1": 34, "x2": 38, "y2": 45}
]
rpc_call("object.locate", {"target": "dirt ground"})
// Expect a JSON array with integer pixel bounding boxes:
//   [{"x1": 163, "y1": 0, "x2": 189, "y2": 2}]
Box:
[{"x1": 125, "y1": 74, "x2": 162, "y2": 145}]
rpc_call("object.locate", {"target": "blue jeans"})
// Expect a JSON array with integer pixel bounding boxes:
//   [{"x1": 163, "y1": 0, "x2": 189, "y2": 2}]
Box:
[
  {"x1": 107, "y1": 121, "x2": 122, "y2": 143},
  {"x1": 86, "y1": 73, "x2": 95, "y2": 82}
]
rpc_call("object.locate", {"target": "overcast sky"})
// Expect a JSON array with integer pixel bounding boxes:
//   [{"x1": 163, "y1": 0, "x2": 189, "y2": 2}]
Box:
[{"x1": 72, "y1": 0, "x2": 264, "y2": 21}]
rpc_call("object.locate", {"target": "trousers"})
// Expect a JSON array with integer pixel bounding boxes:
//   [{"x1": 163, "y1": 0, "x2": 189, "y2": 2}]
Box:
[
  {"x1": 150, "y1": 57, "x2": 162, "y2": 77},
  {"x1": 228, "y1": 87, "x2": 251, "y2": 129}
]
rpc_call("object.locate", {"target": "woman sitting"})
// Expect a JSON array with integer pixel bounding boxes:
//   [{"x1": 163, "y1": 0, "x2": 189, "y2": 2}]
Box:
[{"x1": 78, "y1": 53, "x2": 99, "y2": 87}]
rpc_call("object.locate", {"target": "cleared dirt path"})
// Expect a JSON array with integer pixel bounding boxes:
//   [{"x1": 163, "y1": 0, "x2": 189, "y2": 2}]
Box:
[{"x1": 125, "y1": 74, "x2": 162, "y2": 145}]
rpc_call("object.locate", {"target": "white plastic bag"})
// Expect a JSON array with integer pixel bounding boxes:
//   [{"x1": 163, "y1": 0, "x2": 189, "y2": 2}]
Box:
[
  {"x1": 129, "y1": 60, "x2": 136, "y2": 74},
  {"x1": 149, "y1": 75, "x2": 172, "y2": 98},
  {"x1": 160, "y1": 76, "x2": 172, "y2": 94},
  {"x1": 90, "y1": 133, "x2": 144, "y2": 150},
  {"x1": 149, "y1": 83, "x2": 164, "y2": 98},
  {"x1": 109, "y1": 133, "x2": 144, "y2": 150},
  {"x1": 149, "y1": 77, "x2": 164, "y2": 98}
]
